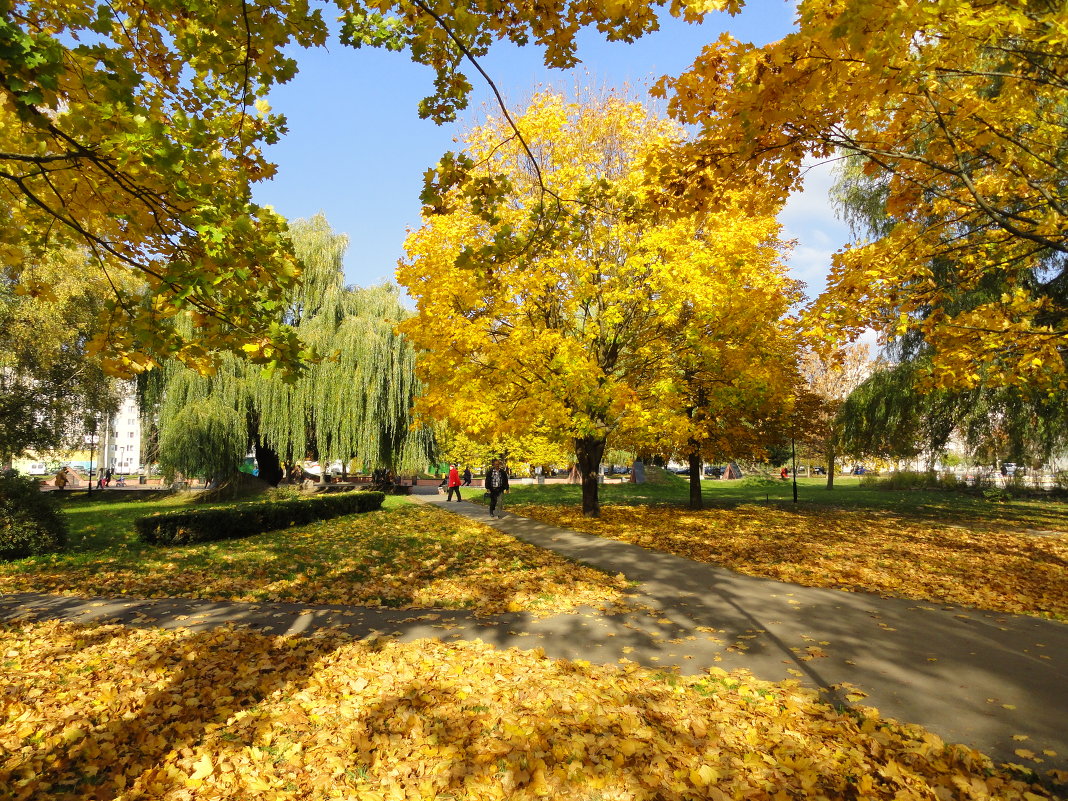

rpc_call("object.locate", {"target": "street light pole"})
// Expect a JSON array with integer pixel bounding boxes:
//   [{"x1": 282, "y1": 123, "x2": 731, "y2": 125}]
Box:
[
  {"x1": 791, "y1": 436, "x2": 798, "y2": 504},
  {"x1": 87, "y1": 423, "x2": 95, "y2": 497}
]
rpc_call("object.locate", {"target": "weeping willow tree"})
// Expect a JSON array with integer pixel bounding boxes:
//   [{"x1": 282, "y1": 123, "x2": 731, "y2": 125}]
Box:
[
  {"x1": 157, "y1": 398, "x2": 246, "y2": 483},
  {"x1": 149, "y1": 214, "x2": 434, "y2": 485},
  {"x1": 839, "y1": 360, "x2": 1068, "y2": 470},
  {"x1": 837, "y1": 362, "x2": 961, "y2": 468}
]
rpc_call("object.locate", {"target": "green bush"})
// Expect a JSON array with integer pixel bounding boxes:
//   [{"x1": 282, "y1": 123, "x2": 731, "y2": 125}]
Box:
[
  {"x1": 862, "y1": 470, "x2": 966, "y2": 491},
  {"x1": 0, "y1": 472, "x2": 68, "y2": 560},
  {"x1": 135, "y1": 490, "x2": 385, "y2": 546},
  {"x1": 740, "y1": 475, "x2": 782, "y2": 490}
]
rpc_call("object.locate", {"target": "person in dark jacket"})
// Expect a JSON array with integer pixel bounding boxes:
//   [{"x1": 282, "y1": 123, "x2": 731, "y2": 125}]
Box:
[
  {"x1": 462, "y1": 467, "x2": 472, "y2": 486},
  {"x1": 484, "y1": 459, "x2": 510, "y2": 518}
]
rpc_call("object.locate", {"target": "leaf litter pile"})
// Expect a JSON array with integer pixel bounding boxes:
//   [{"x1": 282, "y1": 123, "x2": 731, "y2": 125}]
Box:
[
  {"x1": 0, "y1": 504, "x2": 626, "y2": 616},
  {"x1": 2, "y1": 620, "x2": 1062, "y2": 801},
  {"x1": 508, "y1": 504, "x2": 1068, "y2": 620}
]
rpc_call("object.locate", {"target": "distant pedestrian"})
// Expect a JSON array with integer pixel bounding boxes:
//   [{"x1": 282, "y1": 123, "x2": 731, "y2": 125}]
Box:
[
  {"x1": 54, "y1": 469, "x2": 68, "y2": 490},
  {"x1": 462, "y1": 467, "x2": 472, "y2": 486},
  {"x1": 485, "y1": 458, "x2": 509, "y2": 518},
  {"x1": 780, "y1": 466, "x2": 788, "y2": 480},
  {"x1": 104, "y1": 468, "x2": 113, "y2": 487},
  {"x1": 446, "y1": 463, "x2": 462, "y2": 502}
]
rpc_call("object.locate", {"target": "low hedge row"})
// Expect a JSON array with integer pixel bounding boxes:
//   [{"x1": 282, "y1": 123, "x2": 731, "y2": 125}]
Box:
[{"x1": 135, "y1": 491, "x2": 385, "y2": 546}]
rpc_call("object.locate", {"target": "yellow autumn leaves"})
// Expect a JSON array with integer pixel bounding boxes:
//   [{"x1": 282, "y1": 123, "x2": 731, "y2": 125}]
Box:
[
  {"x1": 0, "y1": 504, "x2": 626, "y2": 617},
  {"x1": 2, "y1": 620, "x2": 1059, "y2": 800},
  {"x1": 508, "y1": 503, "x2": 1068, "y2": 620},
  {"x1": 654, "y1": 0, "x2": 1068, "y2": 387},
  {"x1": 398, "y1": 90, "x2": 801, "y2": 462}
]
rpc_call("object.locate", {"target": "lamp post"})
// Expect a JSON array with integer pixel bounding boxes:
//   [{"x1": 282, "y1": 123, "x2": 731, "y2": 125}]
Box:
[
  {"x1": 791, "y1": 436, "x2": 798, "y2": 504},
  {"x1": 87, "y1": 420, "x2": 96, "y2": 497}
]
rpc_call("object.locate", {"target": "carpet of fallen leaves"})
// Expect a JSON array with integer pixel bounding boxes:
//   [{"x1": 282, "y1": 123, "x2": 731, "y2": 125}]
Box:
[
  {"x1": 0, "y1": 505, "x2": 626, "y2": 616},
  {"x1": 507, "y1": 503, "x2": 1068, "y2": 620},
  {"x1": 2, "y1": 620, "x2": 1062, "y2": 801}
]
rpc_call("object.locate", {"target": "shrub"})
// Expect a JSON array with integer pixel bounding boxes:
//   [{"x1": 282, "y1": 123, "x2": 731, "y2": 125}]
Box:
[
  {"x1": 136, "y1": 490, "x2": 385, "y2": 546},
  {"x1": 1055, "y1": 471, "x2": 1068, "y2": 492},
  {"x1": 0, "y1": 472, "x2": 68, "y2": 560},
  {"x1": 740, "y1": 475, "x2": 781, "y2": 490},
  {"x1": 861, "y1": 471, "x2": 965, "y2": 492}
]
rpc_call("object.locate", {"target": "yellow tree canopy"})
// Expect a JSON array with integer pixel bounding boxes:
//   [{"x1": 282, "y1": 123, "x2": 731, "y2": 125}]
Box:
[
  {"x1": 398, "y1": 90, "x2": 795, "y2": 515},
  {"x1": 3, "y1": 0, "x2": 702, "y2": 376},
  {"x1": 652, "y1": 0, "x2": 1068, "y2": 388},
  {"x1": 0, "y1": 1, "x2": 333, "y2": 376}
]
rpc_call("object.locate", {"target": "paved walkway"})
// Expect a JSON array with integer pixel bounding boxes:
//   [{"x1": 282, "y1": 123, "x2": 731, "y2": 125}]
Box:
[{"x1": 2, "y1": 494, "x2": 1065, "y2": 774}]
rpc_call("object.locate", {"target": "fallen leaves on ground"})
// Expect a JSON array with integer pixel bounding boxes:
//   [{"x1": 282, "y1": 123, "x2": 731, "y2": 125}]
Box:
[
  {"x1": 1, "y1": 620, "x2": 1061, "y2": 801},
  {"x1": 0, "y1": 505, "x2": 626, "y2": 616},
  {"x1": 507, "y1": 503, "x2": 1068, "y2": 620}
]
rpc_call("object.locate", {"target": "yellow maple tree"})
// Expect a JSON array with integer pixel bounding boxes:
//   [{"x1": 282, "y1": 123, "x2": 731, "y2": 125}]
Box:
[
  {"x1": 652, "y1": 0, "x2": 1068, "y2": 388},
  {"x1": 399, "y1": 90, "x2": 793, "y2": 516}
]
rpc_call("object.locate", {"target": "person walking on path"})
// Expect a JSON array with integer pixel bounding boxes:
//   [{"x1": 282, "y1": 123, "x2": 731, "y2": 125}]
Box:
[
  {"x1": 485, "y1": 459, "x2": 509, "y2": 518},
  {"x1": 462, "y1": 467, "x2": 472, "y2": 487},
  {"x1": 446, "y1": 464, "x2": 463, "y2": 502}
]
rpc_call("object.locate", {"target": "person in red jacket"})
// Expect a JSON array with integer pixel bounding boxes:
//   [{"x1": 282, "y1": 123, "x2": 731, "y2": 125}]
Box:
[{"x1": 446, "y1": 463, "x2": 462, "y2": 502}]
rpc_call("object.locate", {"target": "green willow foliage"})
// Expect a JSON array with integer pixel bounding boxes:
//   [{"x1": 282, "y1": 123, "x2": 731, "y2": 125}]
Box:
[
  {"x1": 152, "y1": 215, "x2": 433, "y2": 479},
  {"x1": 158, "y1": 397, "x2": 246, "y2": 482},
  {"x1": 837, "y1": 363, "x2": 960, "y2": 465}
]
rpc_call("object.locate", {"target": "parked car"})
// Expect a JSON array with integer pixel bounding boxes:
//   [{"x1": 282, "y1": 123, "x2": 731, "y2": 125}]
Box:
[
  {"x1": 704, "y1": 465, "x2": 724, "y2": 478},
  {"x1": 812, "y1": 466, "x2": 826, "y2": 475}
]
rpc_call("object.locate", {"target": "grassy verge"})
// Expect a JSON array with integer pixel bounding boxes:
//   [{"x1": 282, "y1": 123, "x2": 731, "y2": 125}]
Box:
[
  {"x1": 503, "y1": 474, "x2": 1068, "y2": 620},
  {"x1": 2, "y1": 619, "x2": 1061, "y2": 801},
  {"x1": 0, "y1": 493, "x2": 626, "y2": 616}
]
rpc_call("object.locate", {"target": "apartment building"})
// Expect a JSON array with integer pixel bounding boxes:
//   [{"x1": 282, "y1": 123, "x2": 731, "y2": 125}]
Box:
[{"x1": 98, "y1": 384, "x2": 142, "y2": 474}]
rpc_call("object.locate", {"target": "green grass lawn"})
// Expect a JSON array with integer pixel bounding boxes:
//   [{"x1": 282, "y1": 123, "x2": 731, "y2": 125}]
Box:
[
  {"x1": 0, "y1": 491, "x2": 627, "y2": 615},
  {"x1": 503, "y1": 471, "x2": 1068, "y2": 619},
  {"x1": 504, "y1": 471, "x2": 1068, "y2": 532}
]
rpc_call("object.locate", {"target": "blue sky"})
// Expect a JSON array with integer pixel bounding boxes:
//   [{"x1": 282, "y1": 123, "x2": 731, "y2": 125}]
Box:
[{"x1": 253, "y1": 0, "x2": 849, "y2": 301}]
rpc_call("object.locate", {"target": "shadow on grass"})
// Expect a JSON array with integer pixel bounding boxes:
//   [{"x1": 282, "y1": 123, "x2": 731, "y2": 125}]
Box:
[
  {"x1": 508, "y1": 476, "x2": 1068, "y2": 532},
  {"x1": 2, "y1": 499, "x2": 629, "y2": 617}
]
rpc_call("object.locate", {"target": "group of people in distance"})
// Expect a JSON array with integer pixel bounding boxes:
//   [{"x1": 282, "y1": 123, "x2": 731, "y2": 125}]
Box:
[{"x1": 442, "y1": 460, "x2": 510, "y2": 518}]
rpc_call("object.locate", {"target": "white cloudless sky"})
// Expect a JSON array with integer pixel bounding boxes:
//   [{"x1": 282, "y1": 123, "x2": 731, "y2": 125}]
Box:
[{"x1": 253, "y1": 0, "x2": 850, "y2": 301}]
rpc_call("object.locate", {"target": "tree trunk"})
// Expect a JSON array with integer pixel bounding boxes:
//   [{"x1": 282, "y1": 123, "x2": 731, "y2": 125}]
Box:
[
  {"x1": 825, "y1": 444, "x2": 835, "y2": 489},
  {"x1": 687, "y1": 449, "x2": 703, "y2": 510},
  {"x1": 254, "y1": 439, "x2": 284, "y2": 486},
  {"x1": 575, "y1": 436, "x2": 607, "y2": 518}
]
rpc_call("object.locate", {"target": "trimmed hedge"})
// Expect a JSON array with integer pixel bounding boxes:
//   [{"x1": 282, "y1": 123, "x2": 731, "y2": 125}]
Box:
[
  {"x1": 1, "y1": 473, "x2": 68, "y2": 560},
  {"x1": 135, "y1": 491, "x2": 385, "y2": 546}
]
